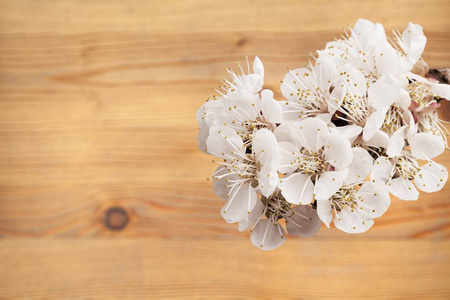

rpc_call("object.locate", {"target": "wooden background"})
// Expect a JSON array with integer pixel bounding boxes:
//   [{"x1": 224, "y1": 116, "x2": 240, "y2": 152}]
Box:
[{"x1": 0, "y1": 0, "x2": 449, "y2": 298}]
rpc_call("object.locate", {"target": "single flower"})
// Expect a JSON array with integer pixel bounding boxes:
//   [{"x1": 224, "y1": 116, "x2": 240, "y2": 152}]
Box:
[
  {"x1": 208, "y1": 127, "x2": 280, "y2": 223},
  {"x1": 274, "y1": 118, "x2": 353, "y2": 205},
  {"x1": 316, "y1": 147, "x2": 390, "y2": 233},
  {"x1": 239, "y1": 192, "x2": 321, "y2": 251},
  {"x1": 280, "y1": 53, "x2": 337, "y2": 121},
  {"x1": 370, "y1": 126, "x2": 448, "y2": 200}
]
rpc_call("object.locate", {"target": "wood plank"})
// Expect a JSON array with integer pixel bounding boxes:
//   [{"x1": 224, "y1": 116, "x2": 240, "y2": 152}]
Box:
[
  {"x1": 0, "y1": 29, "x2": 449, "y2": 238},
  {"x1": 0, "y1": 239, "x2": 449, "y2": 299},
  {"x1": 0, "y1": 0, "x2": 449, "y2": 298},
  {"x1": 1, "y1": 0, "x2": 449, "y2": 34}
]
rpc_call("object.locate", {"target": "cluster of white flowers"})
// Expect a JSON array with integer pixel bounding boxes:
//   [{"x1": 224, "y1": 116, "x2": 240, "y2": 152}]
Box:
[{"x1": 196, "y1": 19, "x2": 450, "y2": 250}]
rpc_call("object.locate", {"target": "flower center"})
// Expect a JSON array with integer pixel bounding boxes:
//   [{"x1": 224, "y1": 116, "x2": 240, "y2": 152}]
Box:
[
  {"x1": 289, "y1": 148, "x2": 328, "y2": 175},
  {"x1": 381, "y1": 105, "x2": 405, "y2": 135},
  {"x1": 330, "y1": 186, "x2": 359, "y2": 212},
  {"x1": 408, "y1": 81, "x2": 435, "y2": 108},
  {"x1": 263, "y1": 193, "x2": 291, "y2": 220},
  {"x1": 414, "y1": 108, "x2": 449, "y2": 148},
  {"x1": 283, "y1": 68, "x2": 331, "y2": 119},
  {"x1": 226, "y1": 155, "x2": 258, "y2": 179},
  {"x1": 213, "y1": 154, "x2": 259, "y2": 191},
  {"x1": 392, "y1": 155, "x2": 420, "y2": 180},
  {"x1": 227, "y1": 114, "x2": 277, "y2": 141},
  {"x1": 331, "y1": 71, "x2": 370, "y2": 126}
]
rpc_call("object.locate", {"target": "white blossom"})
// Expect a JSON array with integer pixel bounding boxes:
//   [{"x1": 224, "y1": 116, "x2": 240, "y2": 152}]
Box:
[
  {"x1": 245, "y1": 193, "x2": 321, "y2": 251},
  {"x1": 316, "y1": 147, "x2": 390, "y2": 233},
  {"x1": 280, "y1": 53, "x2": 337, "y2": 121},
  {"x1": 196, "y1": 19, "x2": 449, "y2": 250},
  {"x1": 370, "y1": 127, "x2": 448, "y2": 200},
  {"x1": 275, "y1": 118, "x2": 353, "y2": 204},
  {"x1": 197, "y1": 56, "x2": 279, "y2": 153},
  {"x1": 406, "y1": 72, "x2": 450, "y2": 146},
  {"x1": 208, "y1": 127, "x2": 280, "y2": 223}
]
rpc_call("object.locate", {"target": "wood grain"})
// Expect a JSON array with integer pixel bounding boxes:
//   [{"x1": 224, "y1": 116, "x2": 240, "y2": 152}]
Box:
[
  {"x1": 0, "y1": 0, "x2": 449, "y2": 298},
  {"x1": 0, "y1": 240, "x2": 449, "y2": 299}
]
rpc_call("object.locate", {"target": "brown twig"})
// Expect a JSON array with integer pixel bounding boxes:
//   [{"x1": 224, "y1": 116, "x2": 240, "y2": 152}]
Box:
[{"x1": 426, "y1": 68, "x2": 449, "y2": 84}]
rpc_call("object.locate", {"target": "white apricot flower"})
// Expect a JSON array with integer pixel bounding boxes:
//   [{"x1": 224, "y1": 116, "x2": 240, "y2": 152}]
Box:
[
  {"x1": 327, "y1": 65, "x2": 407, "y2": 148},
  {"x1": 320, "y1": 19, "x2": 400, "y2": 81},
  {"x1": 238, "y1": 192, "x2": 321, "y2": 251},
  {"x1": 196, "y1": 99, "x2": 223, "y2": 153},
  {"x1": 274, "y1": 118, "x2": 353, "y2": 205},
  {"x1": 196, "y1": 56, "x2": 278, "y2": 152},
  {"x1": 209, "y1": 57, "x2": 283, "y2": 141},
  {"x1": 392, "y1": 23, "x2": 427, "y2": 72},
  {"x1": 215, "y1": 56, "x2": 265, "y2": 97},
  {"x1": 406, "y1": 72, "x2": 450, "y2": 146},
  {"x1": 362, "y1": 73, "x2": 408, "y2": 143},
  {"x1": 370, "y1": 126, "x2": 448, "y2": 200},
  {"x1": 208, "y1": 127, "x2": 280, "y2": 223},
  {"x1": 280, "y1": 53, "x2": 337, "y2": 121},
  {"x1": 316, "y1": 147, "x2": 390, "y2": 233},
  {"x1": 407, "y1": 73, "x2": 450, "y2": 106},
  {"x1": 213, "y1": 88, "x2": 282, "y2": 141}
]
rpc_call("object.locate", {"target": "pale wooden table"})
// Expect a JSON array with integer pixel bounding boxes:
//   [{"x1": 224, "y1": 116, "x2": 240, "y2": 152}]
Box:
[{"x1": 0, "y1": 0, "x2": 449, "y2": 298}]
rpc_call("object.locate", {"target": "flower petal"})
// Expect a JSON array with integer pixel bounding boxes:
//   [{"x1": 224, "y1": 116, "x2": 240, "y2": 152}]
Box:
[
  {"x1": 352, "y1": 19, "x2": 387, "y2": 51},
  {"x1": 253, "y1": 56, "x2": 264, "y2": 77},
  {"x1": 222, "y1": 89, "x2": 260, "y2": 121},
  {"x1": 375, "y1": 44, "x2": 399, "y2": 76},
  {"x1": 250, "y1": 219, "x2": 286, "y2": 251},
  {"x1": 196, "y1": 100, "x2": 223, "y2": 153},
  {"x1": 257, "y1": 163, "x2": 279, "y2": 197},
  {"x1": 388, "y1": 177, "x2": 419, "y2": 201},
  {"x1": 396, "y1": 88, "x2": 412, "y2": 110},
  {"x1": 238, "y1": 199, "x2": 265, "y2": 232},
  {"x1": 328, "y1": 83, "x2": 343, "y2": 114},
  {"x1": 315, "y1": 169, "x2": 348, "y2": 200},
  {"x1": 279, "y1": 173, "x2": 314, "y2": 205},
  {"x1": 316, "y1": 199, "x2": 333, "y2": 228},
  {"x1": 314, "y1": 53, "x2": 337, "y2": 91},
  {"x1": 365, "y1": 130, "x2": 390, "y2": 148},
  {"x1": 206, "y1": 126, "x2": 245, "y2": 159},
  {"x1": 401, "y1": 23, "x2": 426, "y2": 64},
  {"x1": 277, "y1": 142, "x2": 300, "y2": 174},
  {"x1": 336, "y1": 65, "x2": 367, "y2": 97},
  {"x1": 253, "y1": 128, "x2": 280, "y2": 166},
  {"x1": 221, "y1": 182, "x2": 257, "y2": 223},
  {"x1": 363, "y1": 108, "x2": 388, "y2": 141},
  {"x1": 368, "y1": 73, "x2": 401, "y2": 110},
  {"x1": 371, "y1": 156, "x2": 394, "y2": 183},
  {"x1": 261, "y1": 89, "x2": 282, "y2": 123},
  {"x1": 334, "y1": 207, "x2": 374, "y2": 234},
  {"x1": 386, "y1": 126, "x2": 406, "y2": 157},
  {"x1": 197, "y1": 125, "x2": 209, "y2": 153},
  {"x1": 431, "y1": 82, "x2": 450, "y2": 100},
  {"x1": 330, "y1": 124, "x2": 362, "y2": 143},
  {"x1": 315, "y1": 113, "x2": 332, "y2": 124},
  {"x1": 356, "y1": 182, "x2": 390, "y2": 218},
  {"x1": 241, "y1": 74, "x2": 263, "y2": 94},
  {"x1": 345, "y1": 147, "x2": 374, "y2": 185},
  {"x1": 274, "y1": 122, "x2": 301, "y2": 145},
  {"x1": 196, "y1": 99, "x2": 223, "y2": 127},
  {"x1": 414, "y1": 161, "x2": 448, "y2": 193},
  {"x1": 324, "y1": 134, "x2": 353, "y2": 169},
  {"x1": 409, "y1": 132, "x2": 445, "y2": 160},
  {"x1": 280, "y1": 68, "x2": 310, "y2": 101},
  {"x1": 297, "y1": 118, "x2": 328, "y2": 152},
  {"x1": 285, "y1": 205, "x2": 322, "y2": 237},
  {"x1": 212, "y1": 166, "x2": 237, "y2": 200}
]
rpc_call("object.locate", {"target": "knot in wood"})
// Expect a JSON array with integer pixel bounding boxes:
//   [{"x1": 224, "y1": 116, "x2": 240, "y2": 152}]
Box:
[{"x1": 104, "y1": 206, "x2": 128, "y2": 231}]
